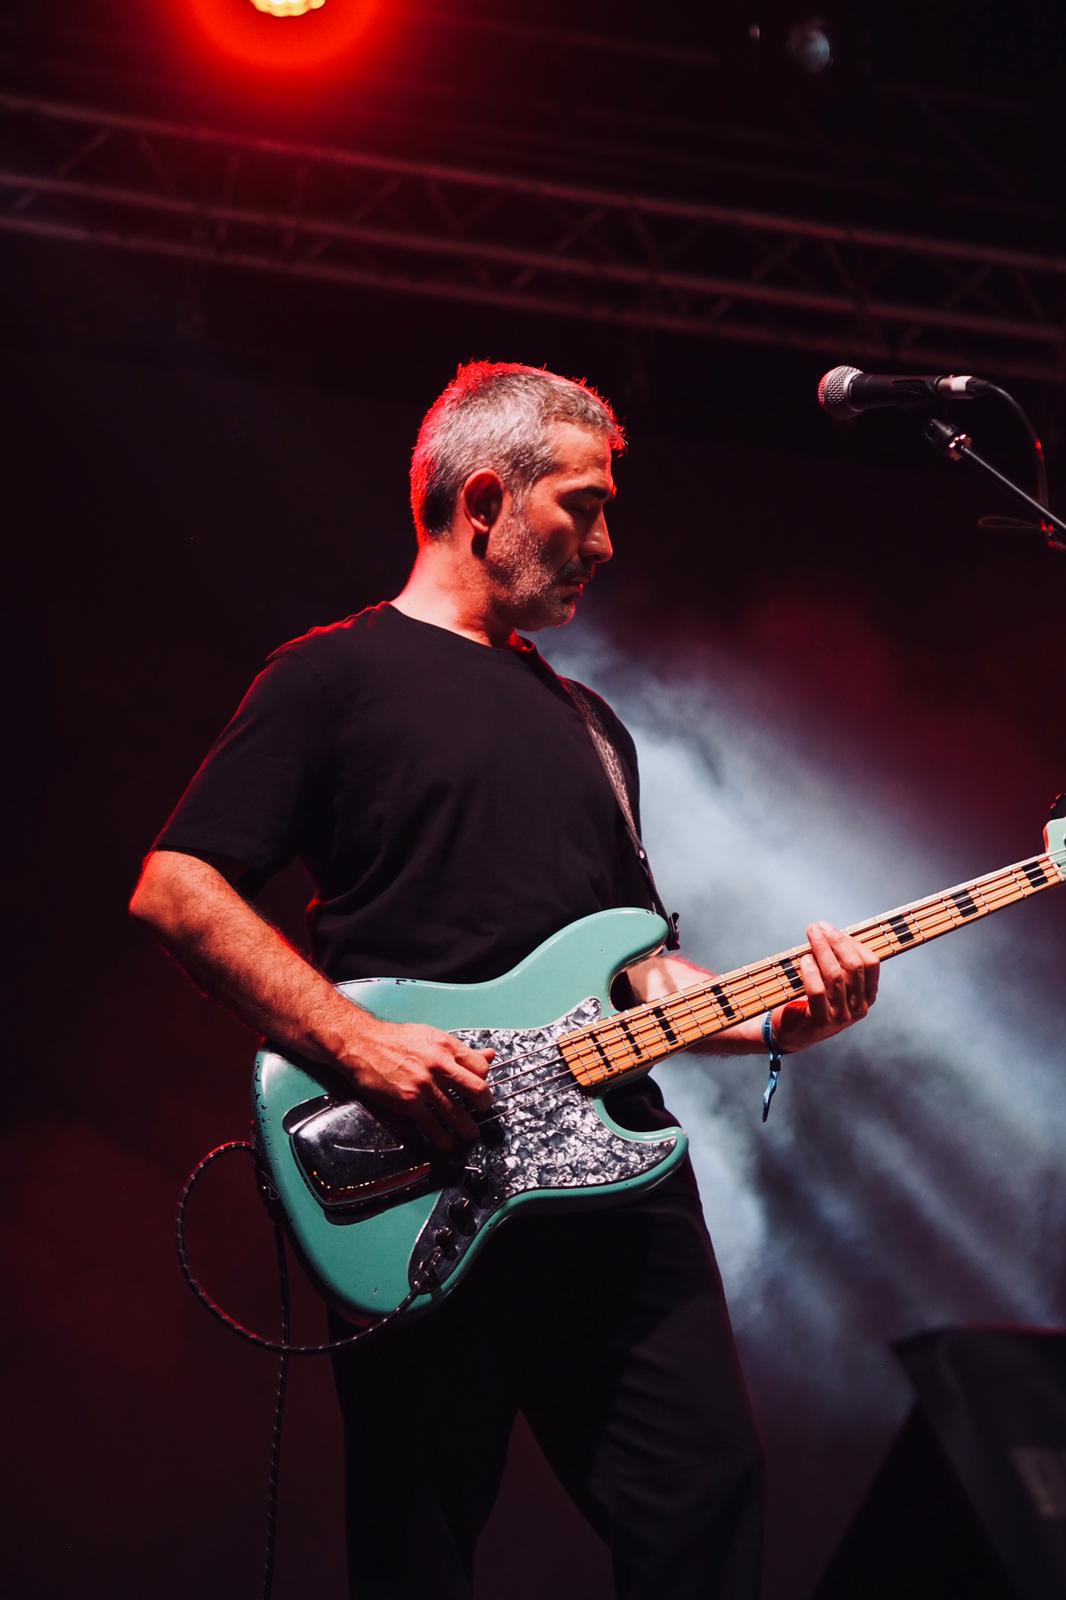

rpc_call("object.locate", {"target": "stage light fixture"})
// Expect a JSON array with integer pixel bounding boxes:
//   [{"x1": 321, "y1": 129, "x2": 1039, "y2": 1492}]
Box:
[
  {"x1": 248, "y1": 0, "x2": 325, "y2": 14},
  {"x1": 188, "y1": 0, "x2": 377, "y2": 69},
  {"x1": 784, "y1": 16, "x2": 833, "y2": 73}
]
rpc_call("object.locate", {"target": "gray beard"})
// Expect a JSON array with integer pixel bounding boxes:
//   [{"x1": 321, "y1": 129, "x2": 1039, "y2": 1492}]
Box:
[{"x1": 484, "y1": 508, "x2": 583, "y2": 629}]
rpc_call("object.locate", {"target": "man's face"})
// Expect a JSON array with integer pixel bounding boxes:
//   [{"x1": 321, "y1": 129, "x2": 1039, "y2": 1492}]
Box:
[{"x1": 484, "y1": 422, "x2": 616, "y2": 631}]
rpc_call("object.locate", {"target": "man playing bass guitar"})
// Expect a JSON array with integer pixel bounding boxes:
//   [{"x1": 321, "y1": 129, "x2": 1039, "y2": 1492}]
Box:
[{"x1": 130, "y1": 362, "x2": 880, "y2": 1600}]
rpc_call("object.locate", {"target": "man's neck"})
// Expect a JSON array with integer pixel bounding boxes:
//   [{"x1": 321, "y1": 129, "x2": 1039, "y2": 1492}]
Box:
[{"x1": 392, "y1": 551, "x2": 519, "y2": 649}]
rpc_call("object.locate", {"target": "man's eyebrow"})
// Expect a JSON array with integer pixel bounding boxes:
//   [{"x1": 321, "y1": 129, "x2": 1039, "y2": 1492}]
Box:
[{"x1": 567, "y1": 483, "x2": 616, "y2": 502}]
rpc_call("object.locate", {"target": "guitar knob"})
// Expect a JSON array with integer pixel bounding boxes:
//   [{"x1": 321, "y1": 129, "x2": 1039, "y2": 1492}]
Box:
[
  {"x1": 434, "y1": 1227, "x2": 457, "y2": 1255},
  {"x1": 448, "y1": 1197, "x2": 476, "y2": 1233}
]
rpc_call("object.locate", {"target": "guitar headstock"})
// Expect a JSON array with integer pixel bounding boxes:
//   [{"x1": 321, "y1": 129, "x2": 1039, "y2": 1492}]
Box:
[{"x1": 1044, "y1": 793, "x2": 1066, "y2": 876}]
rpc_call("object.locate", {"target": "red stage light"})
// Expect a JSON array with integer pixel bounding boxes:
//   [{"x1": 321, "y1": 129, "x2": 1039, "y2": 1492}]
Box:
[
  {"x1": 186, "y1": 0, "x2": 380, "y2": 71},
  {"x1": 249, "y1": 0, "x2": 325, "y2": 14}
]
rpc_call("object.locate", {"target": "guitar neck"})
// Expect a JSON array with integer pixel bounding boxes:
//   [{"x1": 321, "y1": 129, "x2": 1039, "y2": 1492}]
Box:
[{"x1": 560, "y1": 845, "x2": 1066, "y2": 1090}]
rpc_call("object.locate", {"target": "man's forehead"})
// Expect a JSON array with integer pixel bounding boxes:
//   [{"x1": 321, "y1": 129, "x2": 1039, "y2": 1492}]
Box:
[{"x1": 544, "y1": 421, "x2": 617, "y2": 492}]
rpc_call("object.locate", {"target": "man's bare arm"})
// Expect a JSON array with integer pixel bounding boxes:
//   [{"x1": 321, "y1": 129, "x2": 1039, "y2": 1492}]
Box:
[
  {"x1": 627, "y1": 922, "x2": 880, "y2": 1054},
  {"x1": 129, "y1": 850, "x2": 492, "y2": 1148}
]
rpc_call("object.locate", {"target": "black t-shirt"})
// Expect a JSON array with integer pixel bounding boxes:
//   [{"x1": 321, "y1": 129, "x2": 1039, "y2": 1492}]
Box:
[{"x1": 155, "y1": 602, "x2": 677, "y2": 1131}]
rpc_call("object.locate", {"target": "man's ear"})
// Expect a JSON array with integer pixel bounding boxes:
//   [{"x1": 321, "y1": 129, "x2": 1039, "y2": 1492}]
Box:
[{"x1": 459, "y1": 469, "x2": 505, "y2": 545}]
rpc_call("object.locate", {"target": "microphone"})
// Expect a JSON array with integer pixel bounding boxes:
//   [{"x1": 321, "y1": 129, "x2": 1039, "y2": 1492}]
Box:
[{"x1": 817, "y1": 365, "x2": 990, "y2": 419}]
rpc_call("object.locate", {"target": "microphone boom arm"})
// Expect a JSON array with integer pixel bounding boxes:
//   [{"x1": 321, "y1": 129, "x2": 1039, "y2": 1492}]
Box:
[{"x1": 924, "y1": 419, "x2": 1066, "y2": 553}]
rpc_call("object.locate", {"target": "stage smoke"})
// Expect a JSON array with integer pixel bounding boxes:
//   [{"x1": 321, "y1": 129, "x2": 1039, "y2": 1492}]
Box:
[{"x1": 543, "y1": 610, "x2": 1065, "y2": 1432}]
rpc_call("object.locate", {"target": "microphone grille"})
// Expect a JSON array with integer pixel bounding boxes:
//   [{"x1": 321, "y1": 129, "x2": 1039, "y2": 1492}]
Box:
[{"x1": 817, "y1": 365, "x2": 861, "y2": 416}]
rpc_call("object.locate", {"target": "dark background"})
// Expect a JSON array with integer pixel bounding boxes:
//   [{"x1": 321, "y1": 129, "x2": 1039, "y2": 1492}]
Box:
[{"x1": 8, "y1": 3, "x2": 1065, "y2": 1598}]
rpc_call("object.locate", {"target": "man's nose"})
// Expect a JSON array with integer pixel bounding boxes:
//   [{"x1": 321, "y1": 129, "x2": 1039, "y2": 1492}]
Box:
[{"x1": 583, "y1": 514, "x2": 613, "y2": 566}]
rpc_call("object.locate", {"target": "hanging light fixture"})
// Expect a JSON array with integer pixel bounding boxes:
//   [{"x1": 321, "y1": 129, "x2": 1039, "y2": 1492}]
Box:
[
  {"x1": 248, "y1": 0, "x2": 326, "y2": 15},
  {"x1": 191, "y1": 0, "x2": 376, "y2": 68}
]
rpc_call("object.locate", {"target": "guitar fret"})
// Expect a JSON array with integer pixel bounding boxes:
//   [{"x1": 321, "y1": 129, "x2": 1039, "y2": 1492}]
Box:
[
  {"x1": 968, "y1": 877, "x2": 994, "y2": 914},
  {"x1": 708, "y1": 981, "x2": 737, "y2": 1020},
  {"x1": 779, "y1": 956, "x2": 805, "y2": 993},
  {"x1": 670, "y1": 982, "x2": 755, "y2": 1038},
  {"x1": 617, "y1": 1015, "x2": 644, "y2": 1057},
  {"x1": 660, "y1": 994, "x2": 725, "y2": 1046},
  {"x1": 561, "y1": 848, "x2": 1064, "y2": 1092},
  {"x1": 651, "y1": 1005, "x2": 680, "y2": 1046},
  {"x1": 626, "y1": 1014, "x2": 670, "y2": 1054},
  {"x1": 589, "y1": 1031, "x2": 616, "y2": 1072}
]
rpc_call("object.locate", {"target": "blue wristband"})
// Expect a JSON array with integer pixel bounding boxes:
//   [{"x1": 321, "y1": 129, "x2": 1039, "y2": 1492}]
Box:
[{"x1": 761, "y1": 1009, "x2": 785, "y2": 1122}]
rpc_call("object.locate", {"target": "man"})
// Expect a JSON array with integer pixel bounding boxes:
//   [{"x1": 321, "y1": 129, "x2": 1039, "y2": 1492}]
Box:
[{"x1": 131, "y1": 361, "x2": 879, "y2": 1598}]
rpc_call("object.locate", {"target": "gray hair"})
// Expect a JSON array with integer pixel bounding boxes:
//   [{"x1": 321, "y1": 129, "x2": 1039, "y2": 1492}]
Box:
[{"x1": 410, "y1": 361, "x2": 625, "y2": 540}]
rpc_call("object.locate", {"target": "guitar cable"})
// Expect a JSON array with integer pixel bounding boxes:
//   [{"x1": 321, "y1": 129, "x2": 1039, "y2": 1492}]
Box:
[{"x1": 176, "y1": 1139, "x2": 442, "y2": 1600}]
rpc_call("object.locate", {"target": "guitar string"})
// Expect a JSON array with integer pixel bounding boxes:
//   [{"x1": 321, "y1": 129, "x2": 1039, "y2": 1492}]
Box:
[
  {"x1": 316, "y1": 854, "x2": 1064, "y2": 1152},
  {"x1": 486, "y1": 844, "x2": 1062, "y2": 1094},
  {"x1": 555, "y1": 854, "x2": 1066, "y2": 1077},
  {"x1": 484, "y1": 858, "x2": 1062, "y2": 1097},
  {"x1": 478, "y1": 858, "x2": 1065, "y2": 1121},
  {"x1": 472, "y1": 857, "x2": 1065, "y2": 1128}
]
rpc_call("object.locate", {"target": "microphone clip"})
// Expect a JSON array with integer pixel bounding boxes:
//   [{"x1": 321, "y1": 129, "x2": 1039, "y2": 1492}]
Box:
[{"x1": 924, "y1": 418, "x2": 973, "y2": 461}]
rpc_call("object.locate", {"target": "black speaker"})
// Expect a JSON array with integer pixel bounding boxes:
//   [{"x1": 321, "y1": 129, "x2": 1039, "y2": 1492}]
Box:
[{"x1": 812, "y1": 1327, "x2": 1066, "y2": 1600}]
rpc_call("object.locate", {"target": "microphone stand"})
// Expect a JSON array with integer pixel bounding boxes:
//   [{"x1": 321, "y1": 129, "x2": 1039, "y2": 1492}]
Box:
[{"x1": 924, "y1": 418, "x2": 1066, "y2": 554}]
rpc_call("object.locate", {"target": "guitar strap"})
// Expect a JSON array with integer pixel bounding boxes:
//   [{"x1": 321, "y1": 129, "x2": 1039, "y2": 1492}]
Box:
[{"x1": 559, "y1": 675, "x2": 681, "y2": 951}]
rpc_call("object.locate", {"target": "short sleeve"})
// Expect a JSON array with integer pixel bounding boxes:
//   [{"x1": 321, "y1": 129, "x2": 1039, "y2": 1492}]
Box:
[{"x1": 152, "y1": 649, "x2": 331, "y2": 884}]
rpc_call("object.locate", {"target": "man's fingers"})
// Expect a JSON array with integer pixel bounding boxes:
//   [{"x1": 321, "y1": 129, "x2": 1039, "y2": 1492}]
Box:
[
  {"x1": 452, "y1": 1076, "x2": 494, "y2": 1113},
  {"x1": 444, "y1": 1047, "x2": 495, "y2": 1110},
  {"x1": 862, "y1": 945, "x2": 880, "y2": 1006},
  {"x1": 407, "y1": 1097, "x2": 457, "y2": 1152},
  {"x1": 806, "y1": 922, "x2": 846, "y2": 1017},
  {"x1": 429, "y1": 1082, "x2": 482, "y2": 1144},
  {"x1": 353, "y1": 1023, "x2": 496, "y2": 1146},
  {"x1": 408, "y1": 1085, "x2": 481, "y2": 1150},
  {"x1": 828, "y1": 924, "x2": 880, "y2": 1013},
  {"x1": 453, "y1": 1041, "x2": 494, "y2": 1076},
  {"x1": 798, "y1": 951, "x2": 830, "y2": 1026},
  {"x1": 806, "y1": 922, "x2": 881, "y2": 1023}
]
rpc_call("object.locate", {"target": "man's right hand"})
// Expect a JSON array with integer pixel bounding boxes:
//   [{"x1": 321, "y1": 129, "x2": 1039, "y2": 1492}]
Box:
[
  {"x1": 341, "y1": 1020, "x2": 495, "y2": 1150},
  {"x1": 129, "y1": 851, "x2": 495, "y2": 1152}
]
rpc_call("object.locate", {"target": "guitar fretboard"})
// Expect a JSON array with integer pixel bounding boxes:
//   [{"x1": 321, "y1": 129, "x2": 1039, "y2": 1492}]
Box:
[{"x1": 558, "y1": 846, "x2": 1066, "y2": 1090}]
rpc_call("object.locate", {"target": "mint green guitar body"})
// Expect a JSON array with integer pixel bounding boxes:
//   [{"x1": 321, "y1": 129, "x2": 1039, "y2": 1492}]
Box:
[{"x1": 254, "y1": 908, "x2": 687, "y2": 1324}]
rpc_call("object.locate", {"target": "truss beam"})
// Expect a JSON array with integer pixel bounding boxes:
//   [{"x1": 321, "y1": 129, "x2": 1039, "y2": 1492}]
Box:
[{"x1": 2, "y1": 92, "x2": 1064, "y2": 383}]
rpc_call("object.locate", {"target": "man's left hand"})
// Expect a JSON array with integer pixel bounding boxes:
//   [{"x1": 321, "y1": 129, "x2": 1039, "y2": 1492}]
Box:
[{"x1": 774, "y1": 921, "x2": 880, "y2": 1054}]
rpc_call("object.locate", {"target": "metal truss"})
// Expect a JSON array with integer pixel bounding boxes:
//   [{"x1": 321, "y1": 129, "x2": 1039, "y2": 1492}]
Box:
[{"x1": 1, "y1": 90, "x2": 1064, "y2": 384}]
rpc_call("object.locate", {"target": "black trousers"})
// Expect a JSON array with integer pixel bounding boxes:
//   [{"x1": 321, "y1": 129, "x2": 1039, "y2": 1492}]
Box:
[{"x1": 331, "y1": 1178, "x2": 764, "y2": 1599}]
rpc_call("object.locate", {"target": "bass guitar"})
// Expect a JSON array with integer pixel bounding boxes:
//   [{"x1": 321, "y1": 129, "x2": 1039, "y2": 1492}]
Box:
[{"x1": 255, "y1": 800, "x2": 1065, "y2": 1323}]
